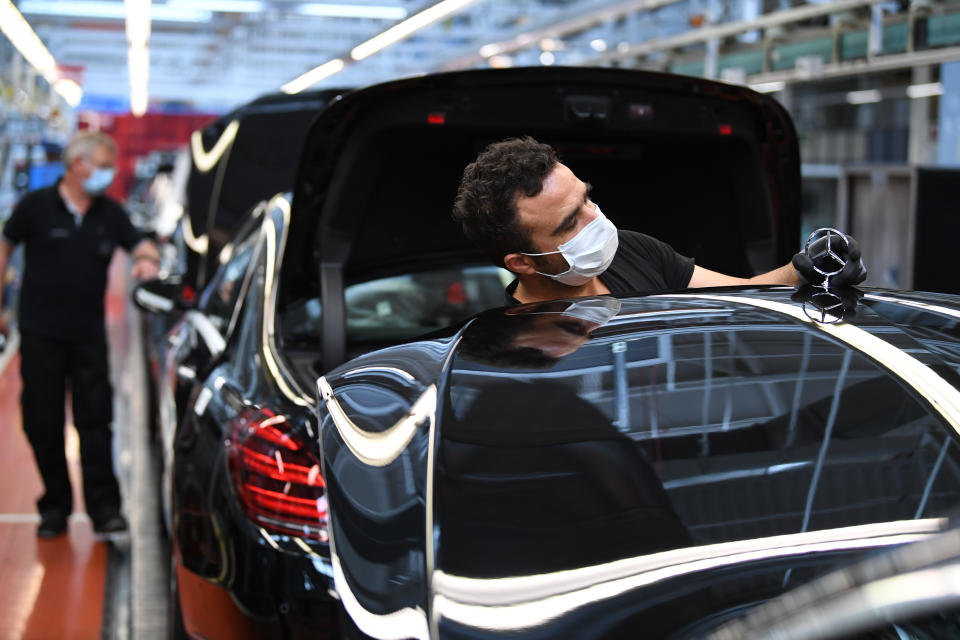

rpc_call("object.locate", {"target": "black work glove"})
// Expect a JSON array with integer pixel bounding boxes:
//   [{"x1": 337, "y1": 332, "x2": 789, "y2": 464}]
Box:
[{"x1": 792, "y1": 232, "x2": 867, "y2": 287}]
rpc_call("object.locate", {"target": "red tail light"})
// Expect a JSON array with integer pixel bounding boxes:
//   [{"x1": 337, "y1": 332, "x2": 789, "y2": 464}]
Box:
[{"x1": 227, "y1": 408, "x2": 328, "y2": 541}]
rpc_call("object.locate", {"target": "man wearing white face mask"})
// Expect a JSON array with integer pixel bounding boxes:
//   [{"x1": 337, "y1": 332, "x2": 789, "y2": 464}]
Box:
[
  {"x1": 0, "y1": 131, "x2": 160, "y2": 538},
  {"x1": 453, "y1": 137, "x2": 863, "y2": 305}
]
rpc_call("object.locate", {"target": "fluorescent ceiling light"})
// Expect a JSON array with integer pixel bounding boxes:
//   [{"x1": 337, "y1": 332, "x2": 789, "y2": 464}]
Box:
[
  {"x1": 53, "y1": 77, "x2": 82, "y2": 106},
  {"x1": 539, "y1": 38, "x2": 562, "y2": 51},
  {"x1": 539, "y1": 51, "x2": 555, "y2": 65},
  {"x1": 750, "y1": 80, "x2": 785, "y2": 93},
  {"x1": 167, "y1": 0, "x2": 265, "y2": 11},
  {"x1": 478, "y1": 43, "x2": 501, "y2": 58},
  {"x1": 0, "y1": 0, "x2": 57, "y2": 81},
  {"x1": 589, "y1": 38, "x2": 607, "y2": 52},
  {"x1": 125, "y1": 0, "x2": 150, "y2": 48},
  {"x1": 131, "y1": 86, "x2": 148, "y2": 116},
  {"x1": 0, "y1": 0, "x2": 83, "y2": 105},
  {"x1": 846, "y1": 89, "x2": 882, "y2": 104},
  {"x1": 350, "y1": 0, "x2": 479, "y2": 61},
  {"x1": 281, "y1": 58, "x2": 345, "y2": 93},
  {"x1": 846, "y1": 88, "x2": 882, "y2": 104},
  {"x1": 296, "y1": 3, "x2": 407, "y2": 20},
  {"x1": 906, "y1": 81, "x2": 944, "y2": 98},
  {"x1": 19, "y1": 1, "x2": 210, "y2": 22}
]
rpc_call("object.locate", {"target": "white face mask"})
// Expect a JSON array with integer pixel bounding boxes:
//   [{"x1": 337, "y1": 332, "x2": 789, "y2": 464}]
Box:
[
  {"x1": 561, "y1": 297, "x2": 622, "y2": 325},
  {"x1": 83, "y1": 167, "x2": 115, "y2": 195},
  {"x1": 522, "y1": 204, "x2": 619, "y2": 286}
]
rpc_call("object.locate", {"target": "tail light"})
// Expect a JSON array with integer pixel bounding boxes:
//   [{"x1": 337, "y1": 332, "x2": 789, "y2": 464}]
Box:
[{"x1": 227, "y1": 408, "x2": 328, "y2": 541}]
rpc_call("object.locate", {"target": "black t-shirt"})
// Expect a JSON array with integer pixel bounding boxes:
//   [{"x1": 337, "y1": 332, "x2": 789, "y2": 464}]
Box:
[
  {"x1": 506, "y1": 230, "x2": 695, "y2": 305},
  {"x1": 3, "y1": 183, "x2": 142, "y2": 341}
]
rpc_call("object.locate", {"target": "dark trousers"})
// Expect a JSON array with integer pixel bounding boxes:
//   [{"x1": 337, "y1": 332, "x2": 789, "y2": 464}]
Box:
[{"x1": 19, "y1": 331, "x2": 122, "y2": 519}]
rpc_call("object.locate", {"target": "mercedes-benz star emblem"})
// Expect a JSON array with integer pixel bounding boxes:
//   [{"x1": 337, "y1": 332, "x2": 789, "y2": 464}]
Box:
[
  {"x1": 802, "y1": 291, "x2": 845, "y2": 324},
  {"x1": 804, "y1": 227, "x2": 850, "y2": 289}
]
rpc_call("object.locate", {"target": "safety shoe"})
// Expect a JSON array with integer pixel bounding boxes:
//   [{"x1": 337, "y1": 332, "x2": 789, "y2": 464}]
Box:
[
  {"x1": 93, "y1": 512, "x2": 128, "y2": 534},
  {"x1": 37, "y1": 511, "x2": 68, "y2": 538}
]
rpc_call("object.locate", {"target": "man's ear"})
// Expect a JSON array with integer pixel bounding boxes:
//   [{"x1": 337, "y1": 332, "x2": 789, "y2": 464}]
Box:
[{"x1": 504, "y1": 253, "x2": 536, "y2": 275}]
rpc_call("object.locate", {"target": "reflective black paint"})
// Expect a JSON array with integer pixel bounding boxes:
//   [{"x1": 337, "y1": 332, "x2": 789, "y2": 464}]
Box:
[{"x1": 319, "y1": 288, "x2": 960, "y2": 639}]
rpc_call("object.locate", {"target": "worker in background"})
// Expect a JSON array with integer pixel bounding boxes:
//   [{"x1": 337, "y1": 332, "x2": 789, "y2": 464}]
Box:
[
  {"x1": 0, "y1": 131, "x2": 161, "y2": 538},
  {"x1": 452, "y1": 136, "x2": 866, "y2": 305}
]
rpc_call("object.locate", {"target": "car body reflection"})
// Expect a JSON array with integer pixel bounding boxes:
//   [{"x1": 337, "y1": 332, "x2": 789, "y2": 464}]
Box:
[{"x1": 318, "y1": 288, "x2": 960, "y2": 639}]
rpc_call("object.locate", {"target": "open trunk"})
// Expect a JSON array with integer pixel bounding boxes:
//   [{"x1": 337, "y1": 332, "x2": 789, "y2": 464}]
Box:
[{"x1": 278, "y1": 67, "x2": 802, "y2": 372}]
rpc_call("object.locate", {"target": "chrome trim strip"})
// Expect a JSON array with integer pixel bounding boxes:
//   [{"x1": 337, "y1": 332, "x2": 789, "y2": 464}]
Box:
[
  {"x1": 180, "y1": 211, "x2": 208, "y2": 254},
  {"x1": 864, "y1": 293, "x2": 960, "y2": 321},
  {"x1": 185, "y1": 310, "x2": 225, "y2": 357},
  {"x1": 190, "y1": 119, "x2": 239, "y2": 173},
  {"x1": 260, "y1": 195, "x2": 312, "y2": 406},
  {"x1": 317, "y1": 376, "x2": 436, "y2": 468},
  {"x1": 432, "y1": 519, "x2": 944, "y2": 631},
  {"x1": 134, "y1": 288, "x2": 174, "y2": 313},
  {"x1": 343, "y1": 366, "x2": 417, "y2": 382}
]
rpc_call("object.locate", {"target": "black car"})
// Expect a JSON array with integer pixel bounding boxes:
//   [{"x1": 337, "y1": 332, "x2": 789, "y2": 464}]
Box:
[
  {"x1": 318, "y1": 286, "x2": 960, "y2": 639},
  {"x1": 134, "y1": 65, "x2": 871, "y2": 637},
  {"x1": 181, "y1": 87, "x2": 348, "y2": 292}
]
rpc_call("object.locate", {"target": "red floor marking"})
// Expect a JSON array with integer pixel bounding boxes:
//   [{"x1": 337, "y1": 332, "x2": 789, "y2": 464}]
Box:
[{"x1": 0, "y1": 255, "x2": 134, "y2": 639}]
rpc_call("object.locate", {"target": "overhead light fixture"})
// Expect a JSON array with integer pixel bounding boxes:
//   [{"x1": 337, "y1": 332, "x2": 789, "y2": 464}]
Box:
[
  {"x1": 906, "y1": 82, "x2": 944, "y2": 99},
  {"x1": 0, "y1": 0, "x2": 83, "y2": 106},
  {"x1": 479, "y1": 43, "x2": 501, "y2": 58},
  {"x1": 350, "y1": 0, "x2": 479, "y2": 61},
  {"x1": 281, "y1": 0, "x2": 478, "y2": 93},
  {"x1": 19, "y1": 0, "x2": 210, "y2": 22},
  {"x1": 281, "y1": 58, "x2": 345, "y2": 94},
  {"x1": 539, "y1": 51, "x2": 555, "y2": 65},
  {"x1": 750, "y1": 80, "x2": 785, "y2": 93},
  {"x1": 128, "y1": 45, "x2": 149, "y2": 116},
  {"x1": 488, "y1": 54, "x2": 512, "y2": 68},
  {"x1": 53, "y1": 77, "x2": 82, "y2": 106},
  {"x1": 125, "y1": 0, "x2": 150, "y2": 47},
  {"x1": 846, "y1": 89, "x2": 882, "y2": 104},
  {"x1": 539, "y1": 38, "x2": 562, "y2": 52},
  {"x1": 295, "y1": 3, "x2": 408, "y2": 20},
  {"x1": 167, "y1": 0, "x2": 265, "y2": 11},
  {"x1": 589, "y1": 38, "x2": 607, "y2": 53},
  {"x1": 125, "y1": 0, "x2": 150, "y2": 117}
]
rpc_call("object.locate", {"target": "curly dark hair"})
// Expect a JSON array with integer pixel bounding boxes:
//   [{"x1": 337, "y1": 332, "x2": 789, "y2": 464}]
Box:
[{"x1": 452, "y1": 136, "x2": 559, "y2": 268}]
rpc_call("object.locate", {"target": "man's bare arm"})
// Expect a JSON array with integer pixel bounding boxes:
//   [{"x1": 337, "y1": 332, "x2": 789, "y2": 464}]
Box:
[
  {"x1": 130, "y1": 239, "x2": 161, "y2": 281},
  {"x1": 686, "y1": 263, "x2": 802, "y2": 289}
]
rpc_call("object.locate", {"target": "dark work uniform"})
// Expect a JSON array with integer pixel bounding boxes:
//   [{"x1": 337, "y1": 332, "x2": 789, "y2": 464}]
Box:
[
  {"x1": 506, "y1": 229, "x2": 696, "y2": 304},
  {"x1": 2, "y1": 183, "x2": 142, "y2": 521}
]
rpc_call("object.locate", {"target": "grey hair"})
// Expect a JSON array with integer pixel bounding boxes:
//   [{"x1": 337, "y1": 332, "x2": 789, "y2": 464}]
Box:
[{"x1": 63, "y1": 131, "x2": 116, "y2": 167}]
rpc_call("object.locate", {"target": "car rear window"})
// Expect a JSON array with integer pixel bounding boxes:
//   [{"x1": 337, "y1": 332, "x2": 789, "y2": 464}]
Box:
[{"x1": 279, "y1": 264, "x2": 510, "y2": 347}]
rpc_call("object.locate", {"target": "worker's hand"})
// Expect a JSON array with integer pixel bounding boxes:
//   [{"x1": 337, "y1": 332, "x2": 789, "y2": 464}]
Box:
[
  {"x1": 793, "y1": 231, "x2": 867, "y2": 287},
  {"x1": 131, "y1": 256, "x2": 160, "y2": 281}
]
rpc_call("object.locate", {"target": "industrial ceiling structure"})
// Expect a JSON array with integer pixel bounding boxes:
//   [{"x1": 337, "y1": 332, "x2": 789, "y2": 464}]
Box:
[{"x1": 3, "y1": 0, "x2": 960, "y2": 114}]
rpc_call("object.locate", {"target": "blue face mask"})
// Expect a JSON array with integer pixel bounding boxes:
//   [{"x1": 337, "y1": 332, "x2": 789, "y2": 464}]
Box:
[{"x1": 83, "y1": 167, "x2": 115, "y2": 195}]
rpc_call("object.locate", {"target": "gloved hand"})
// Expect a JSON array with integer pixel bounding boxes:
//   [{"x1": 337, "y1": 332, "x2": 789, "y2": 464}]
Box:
[{"x1": 792, "y1": 231, "x2": 867, "y2": 287}]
